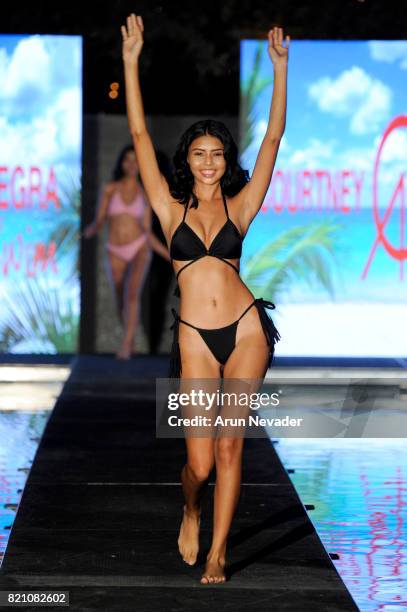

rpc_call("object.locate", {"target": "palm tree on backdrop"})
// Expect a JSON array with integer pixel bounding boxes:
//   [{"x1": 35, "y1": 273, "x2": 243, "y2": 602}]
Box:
[
  {"x1": 0, "y1": 174, "x2": 80, "y2": 353},
  {"x1": 241, "y1": 41, "x2": 342, "y2": 301}
]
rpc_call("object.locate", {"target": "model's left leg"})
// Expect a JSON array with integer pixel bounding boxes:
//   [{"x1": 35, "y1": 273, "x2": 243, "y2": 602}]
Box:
[{"x1": 201, "y1": 305, "x2": 269, "y2": 584}]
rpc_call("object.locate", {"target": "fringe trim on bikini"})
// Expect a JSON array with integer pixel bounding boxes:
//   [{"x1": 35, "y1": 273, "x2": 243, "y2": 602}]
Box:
[
  {"x1": 253, "y1": 298, "x2": 281, "y2": 367},
  {"x1": 169, "y1": 308, "x2": 182, "y2": 378}
]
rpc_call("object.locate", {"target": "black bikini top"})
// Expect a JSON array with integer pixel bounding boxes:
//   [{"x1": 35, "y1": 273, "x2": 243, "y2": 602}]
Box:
[{"x1": 170, "y1": 192, "x2": 243, "y2": 297}]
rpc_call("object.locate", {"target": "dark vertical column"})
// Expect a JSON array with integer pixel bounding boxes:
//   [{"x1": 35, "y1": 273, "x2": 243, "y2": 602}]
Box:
[
  {"x1": 79, "y1": 114, "x2": 99, "y2": 353},
  {"x1": 140, "y1": 148, "x2": 174, "y2": 353}
]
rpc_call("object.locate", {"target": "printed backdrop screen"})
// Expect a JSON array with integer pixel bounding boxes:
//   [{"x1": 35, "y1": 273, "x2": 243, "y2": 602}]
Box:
[
  {"x1": 239, "y1": 40, "x2": 406, "y2": 357},
  {"x1": 0, "y1": 34, "x2": 82, "y2": 353}
]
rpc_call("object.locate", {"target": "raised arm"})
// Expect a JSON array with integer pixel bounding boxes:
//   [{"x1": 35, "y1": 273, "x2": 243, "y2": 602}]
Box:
[
  {"x1": 236, "y1": 27, "x2": 289, "y2": 231},
  {"x1": 121, "y1": 13, "x2": 172, "y2": 232}
]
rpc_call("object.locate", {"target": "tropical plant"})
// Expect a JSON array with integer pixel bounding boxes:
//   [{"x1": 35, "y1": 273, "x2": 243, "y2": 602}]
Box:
[
  {"x1": 240, "y1": 41, "x2": 274, "y2": 155},
  {"x1": 240, "y1": 42, "x2": 342, "y2": 303},
  {"x1": 0, "y1": 273, "x2": 79, "y2": 353},
  {"x1": 48, "y1": 172, "x2": 81, "y2": 282},
  {"x1": 0, "y1": 171, "x2": 81, "y2": 353},
  {"x1": 243, "y1": 222, "x2": 343, "y2": 300}
]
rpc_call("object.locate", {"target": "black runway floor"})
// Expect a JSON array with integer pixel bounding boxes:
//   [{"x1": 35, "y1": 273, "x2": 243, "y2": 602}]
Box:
[{"x1": 0, "y1": 355, "x2": 359, "y2": 611}]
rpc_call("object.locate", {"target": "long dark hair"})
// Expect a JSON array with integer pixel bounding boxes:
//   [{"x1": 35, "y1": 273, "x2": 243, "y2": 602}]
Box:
[
  {"x1": 170, "y1": 119, "x2": 250, "y2": 209},
  {"x1": 112, "y1": 144, "x2": 138, "y2": 181}
]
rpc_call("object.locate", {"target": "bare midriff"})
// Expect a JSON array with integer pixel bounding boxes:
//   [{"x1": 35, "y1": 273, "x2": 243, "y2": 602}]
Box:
[
  {"x1": 107, "y1": 215, "x2": 146, "y2": 246},
  {"x1": 173, "y1": 256, "x2": 255, "y2": 327}
]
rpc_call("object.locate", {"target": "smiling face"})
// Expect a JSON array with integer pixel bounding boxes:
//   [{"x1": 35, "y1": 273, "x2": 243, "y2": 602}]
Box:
[
  {"x1": 121, "y1": 149, "x2": 138, "y2": 177},
  {"x1": 187, "y1": 134, "x2": 226, "y2": 186}
]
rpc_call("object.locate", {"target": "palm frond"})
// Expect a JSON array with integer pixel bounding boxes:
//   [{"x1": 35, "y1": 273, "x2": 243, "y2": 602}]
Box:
[
  {"x1": 240, "y1": 41, "x2": 274, "y2": 155},
  {"x1": 0, "y1": 274, "x2": 79, "y2": 353},
  {"x1": 48, "y1": 171, "x2": 81, "y2": 276},
  {"x1": 243, "y1": 221, "x2": 344, "y2": 301}
]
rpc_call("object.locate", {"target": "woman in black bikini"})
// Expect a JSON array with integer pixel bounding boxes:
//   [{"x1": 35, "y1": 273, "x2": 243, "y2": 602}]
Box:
[{"x1": 122, "y1": 13, "x2": 289, "y2": 583}]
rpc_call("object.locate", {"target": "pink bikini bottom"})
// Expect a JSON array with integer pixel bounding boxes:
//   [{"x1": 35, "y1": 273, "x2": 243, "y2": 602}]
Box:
[{"x1": 106, "y1": 233, "x2": 147, "y2": 263}]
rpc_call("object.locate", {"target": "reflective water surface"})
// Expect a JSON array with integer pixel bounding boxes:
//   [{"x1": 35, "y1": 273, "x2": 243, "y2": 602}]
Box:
[
  {"x1": 275, "y1": 438, "x2": 407, "y2": 611},
  {"x1": 0, "y1": 409, "x2": 50, "y2": 564},
  {"x1": 0, "y1": 365, "x2": 69, "y2": 566}
]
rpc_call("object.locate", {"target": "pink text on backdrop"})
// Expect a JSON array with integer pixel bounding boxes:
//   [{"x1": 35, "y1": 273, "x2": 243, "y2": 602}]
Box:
[
  {"x1": 1, "y1": 234, "x2": 58, "y2": 277},
  {"x1": 261, "y1": 169, "x2": 364, "y2": 213},
  {"x1": 0, "y1": 166, "x2": 60, "y2": 210}
]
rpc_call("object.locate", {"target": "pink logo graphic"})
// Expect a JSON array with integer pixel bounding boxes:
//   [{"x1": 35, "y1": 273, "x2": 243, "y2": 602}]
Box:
[{"x1": 362, "y1": 115, "x2": 406, "y2": 280}]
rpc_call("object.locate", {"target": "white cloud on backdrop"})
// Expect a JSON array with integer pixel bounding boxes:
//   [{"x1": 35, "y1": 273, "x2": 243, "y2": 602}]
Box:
[
  {"x1": 368, "y1": 41, "x2": 407, "y2": 69},
  {"x1": 308, "y1": 66, "x2": 392, "y2": 135},
  {"x1": 0, "y1": 35, "x2": 82, "y2": 168}
]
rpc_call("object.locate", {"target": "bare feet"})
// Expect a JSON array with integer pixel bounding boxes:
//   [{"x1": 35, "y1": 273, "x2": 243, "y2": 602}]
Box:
[
  {"x1": 115, "y1": 341, "x2": 134, "y2": 360},
  {"x1": 200, "y1": 552, "x2": 226, "y2": 584},
  {"x1": 177, "y1": 504, "x2": 201, "y2": 565}
]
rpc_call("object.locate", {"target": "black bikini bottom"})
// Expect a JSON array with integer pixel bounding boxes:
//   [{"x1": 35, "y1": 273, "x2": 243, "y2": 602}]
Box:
[{"x1": 169, "y1": 298, "x2": 281, "y2": 378}]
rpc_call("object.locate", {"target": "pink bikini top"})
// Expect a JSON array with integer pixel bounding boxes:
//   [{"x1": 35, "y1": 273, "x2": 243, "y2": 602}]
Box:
[{"x1": 108, "y1": 189, "x2": 145, "y2": 219}]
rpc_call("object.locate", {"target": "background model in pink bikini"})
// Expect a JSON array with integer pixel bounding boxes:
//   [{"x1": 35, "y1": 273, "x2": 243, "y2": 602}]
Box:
[{"x1": 106, "y1": 189, "x2": 147, "y2": 262}]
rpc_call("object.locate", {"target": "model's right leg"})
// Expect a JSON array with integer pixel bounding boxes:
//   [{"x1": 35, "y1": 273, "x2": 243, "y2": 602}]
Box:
[
  {"x1": 177, "y1": 324, "x2": 221, "y2": 565},
  {"x1": 104, "y1": 248, "x2": 127, "y2": 325}
]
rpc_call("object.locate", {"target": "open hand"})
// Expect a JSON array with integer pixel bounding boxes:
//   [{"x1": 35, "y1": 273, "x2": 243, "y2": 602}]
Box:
[
  {"x1": 121, "y1": 13, "x2": 144, "y2": 63},
  {"x1": 267, "y1": 27, "x2": 290, "y2": 66}
]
